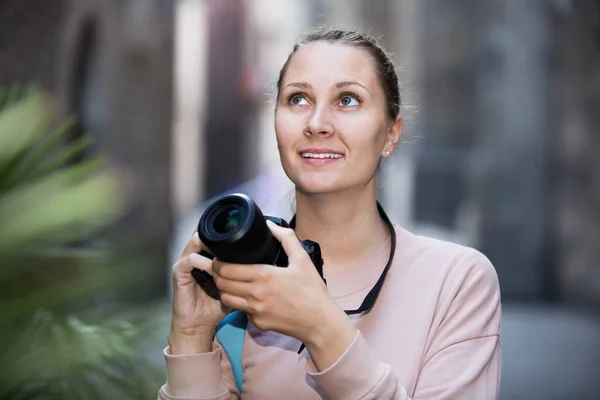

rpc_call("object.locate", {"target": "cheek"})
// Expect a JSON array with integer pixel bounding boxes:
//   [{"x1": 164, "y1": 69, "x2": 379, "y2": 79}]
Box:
[
  {"x1": 339, "y1": 117, "x2": 386, "y2": 155},
  {"x1": 274, "y1": 116, "x2": 289, "y2": 149},
  {"x1": 275, "y1": 111, "x2": 302, "y2": 149}
]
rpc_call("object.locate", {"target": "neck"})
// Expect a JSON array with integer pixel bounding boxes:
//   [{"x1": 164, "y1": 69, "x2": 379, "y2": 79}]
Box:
[{"x1": 293, "y1": 182, "x2": 391, "y2": 273}]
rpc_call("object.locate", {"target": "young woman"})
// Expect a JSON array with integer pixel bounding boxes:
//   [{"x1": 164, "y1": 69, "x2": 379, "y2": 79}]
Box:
[{"x1": 159, "y1": 28, "x2": 502, "y2": 400}]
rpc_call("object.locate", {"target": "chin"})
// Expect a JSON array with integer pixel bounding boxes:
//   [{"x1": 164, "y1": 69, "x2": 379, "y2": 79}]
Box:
[
  {"x1": 281, "y1": 162, "x2": 353, "y2": 194},
  {"x1": 293, "y1": 176, "x2": 348, "y2": 195}
]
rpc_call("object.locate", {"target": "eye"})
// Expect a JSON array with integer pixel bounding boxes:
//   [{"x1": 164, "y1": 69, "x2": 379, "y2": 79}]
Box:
[
  {"x1": 286, "y1": 92, "x2": 309, "y2": 107},
  {"x1": 339, "y1": 94, "x2": 361, "y2": 107}
]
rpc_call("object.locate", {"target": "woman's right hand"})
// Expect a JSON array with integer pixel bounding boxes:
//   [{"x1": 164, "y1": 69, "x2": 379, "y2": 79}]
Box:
[{"x1": 168, "y1": 231, "x2": 230, "y2": 355}]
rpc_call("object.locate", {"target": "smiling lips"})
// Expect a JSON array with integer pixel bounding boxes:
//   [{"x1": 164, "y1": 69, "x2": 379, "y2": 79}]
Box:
[{"x1": 299, "y1": 148, "x2": 344, "y2": 166}]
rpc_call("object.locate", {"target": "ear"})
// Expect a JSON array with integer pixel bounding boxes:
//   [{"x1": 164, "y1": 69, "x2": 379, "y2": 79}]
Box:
[{"x1": 381, "y1": 116, "x2": 402, "y2": 158}]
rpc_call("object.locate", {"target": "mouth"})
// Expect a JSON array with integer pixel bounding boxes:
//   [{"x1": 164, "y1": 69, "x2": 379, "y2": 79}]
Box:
[
  {"x1": 300, "y1": 152, "x2": 344, "y2": 159},
  {"x1": 298, "y1": 149, "x2": 345, "y2": 166}
]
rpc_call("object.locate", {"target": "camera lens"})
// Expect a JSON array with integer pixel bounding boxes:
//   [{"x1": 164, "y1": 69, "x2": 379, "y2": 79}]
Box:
[
  {"x1": 197, "y1": 193, "x2": 282, "y2": 265},
  {"x1": 214, "y1": 207, "x2": 244, "y2": 234}
]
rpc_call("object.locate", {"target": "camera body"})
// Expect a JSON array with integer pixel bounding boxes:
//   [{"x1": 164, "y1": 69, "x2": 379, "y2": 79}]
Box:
[{"x1": 192, "y1": 193, "x2": 324, "y2": 300}]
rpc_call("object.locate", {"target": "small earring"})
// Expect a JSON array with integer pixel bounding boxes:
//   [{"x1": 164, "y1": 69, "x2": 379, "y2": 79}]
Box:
[{"x1": 385, "y1": 149, "x2": 391, "y2": 155}]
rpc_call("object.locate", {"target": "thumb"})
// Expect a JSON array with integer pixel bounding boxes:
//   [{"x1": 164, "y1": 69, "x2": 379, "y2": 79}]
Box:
[{"x1": 266, "y1": 220, "x2": 306, "y2": 265}]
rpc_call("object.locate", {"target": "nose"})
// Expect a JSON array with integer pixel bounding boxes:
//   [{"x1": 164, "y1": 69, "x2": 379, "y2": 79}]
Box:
[{"x1": 304, "y1": 105, "x2": 334, "y2": 137}]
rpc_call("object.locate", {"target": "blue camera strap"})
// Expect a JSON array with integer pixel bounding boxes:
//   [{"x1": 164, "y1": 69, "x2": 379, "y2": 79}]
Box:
[{"x1": 215, "y1": 310, "x2": 248, "y2": 392}]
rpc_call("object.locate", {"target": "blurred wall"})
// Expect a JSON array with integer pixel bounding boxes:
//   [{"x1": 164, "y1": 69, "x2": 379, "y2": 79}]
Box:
[
  {"x1": 469, "y1": 0, "x2": 554, "y2": 300},
  {"x1": 554, "y1": 0, "x2": 600, "y2": 309},
  {"x1": 0, "y1": 0, "x2": 175, "y2": 299},
  {"x1": 0, "y1": 0, "x2": 69, "y2": 88},
  {"x1": 202, "y1": 0, "x2": 248, "y2": 199}
]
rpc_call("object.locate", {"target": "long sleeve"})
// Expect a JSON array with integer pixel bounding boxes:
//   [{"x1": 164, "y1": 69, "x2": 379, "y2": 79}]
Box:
[
  {"x1": 157, "y1": 341, "x2": 240, "y2": 400},
  {"x1": 412, "y1": 251, "x2": 502, "y2": 399},
  {"x1": 306, "y1": 330, "x2": 411, "y2": 399},
  {"x1": 305, "y1": 249, "x2": 502, "y2": 400}
]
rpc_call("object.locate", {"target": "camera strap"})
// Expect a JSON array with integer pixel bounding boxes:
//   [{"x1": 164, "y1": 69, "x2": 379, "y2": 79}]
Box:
[
  {"x1": 215, "y1": 202, "x2": 397, "y2": 391},
  {"x1": 215, "y1": 310, "x2": 248, "y2": 391},
  {"x1": 292, "y1": 201, "x2": 396, "y2": 353}
]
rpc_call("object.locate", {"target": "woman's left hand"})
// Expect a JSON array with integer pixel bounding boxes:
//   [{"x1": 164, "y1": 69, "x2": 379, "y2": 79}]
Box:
[{"x1": 211, "y1": 220, "x2": 350, "y2": 346}]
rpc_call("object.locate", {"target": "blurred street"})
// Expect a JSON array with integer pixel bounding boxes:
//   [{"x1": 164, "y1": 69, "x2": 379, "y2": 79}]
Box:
[{"x1": 499, "y1": 303, "x2": 600, "y2": 399}]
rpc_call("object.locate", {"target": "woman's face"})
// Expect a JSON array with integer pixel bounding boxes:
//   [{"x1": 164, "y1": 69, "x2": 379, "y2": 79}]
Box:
[{"x1": 275, "y1": 41, "x2": 401, "y2": 195}]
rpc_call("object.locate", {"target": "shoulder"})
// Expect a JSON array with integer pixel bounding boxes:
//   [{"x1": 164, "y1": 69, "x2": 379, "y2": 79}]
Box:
[
  {"x1": 392, "y1": 225, "x2": 500, "y2": 299},
  {"x1": 392, "y1": 226, "x2": 502, "y2": 336}
]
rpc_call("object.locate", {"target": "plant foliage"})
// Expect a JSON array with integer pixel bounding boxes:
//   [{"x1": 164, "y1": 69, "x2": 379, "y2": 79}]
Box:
[{"x1": 0, "y1": 85, "x2": 164, "y2": 400}]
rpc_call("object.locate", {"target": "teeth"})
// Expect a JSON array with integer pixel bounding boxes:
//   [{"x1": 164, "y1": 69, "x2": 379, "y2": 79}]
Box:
[{"x1": 301, "y1": 153, "x2": 344, "y2": 159}]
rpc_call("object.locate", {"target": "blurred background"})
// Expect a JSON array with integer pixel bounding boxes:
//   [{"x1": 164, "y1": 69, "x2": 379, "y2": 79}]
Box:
[{"x1": 1, "y1": 0, "x2": 599, "y2": 398}]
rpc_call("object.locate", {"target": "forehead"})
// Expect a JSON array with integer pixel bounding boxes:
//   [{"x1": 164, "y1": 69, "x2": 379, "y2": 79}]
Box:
[{"x1": 282, "y1": 41, "x2": 379, "y2": 88}]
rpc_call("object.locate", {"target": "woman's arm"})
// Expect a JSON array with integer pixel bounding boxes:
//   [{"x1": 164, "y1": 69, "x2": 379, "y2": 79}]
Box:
[
  {"x1": 303, "y1": 250, "x2": 502, "y2": 400},
  {"x1": 158, "y1": 229, "x2": 239, "y2": 400},
  {"x1": 157, "y1": 340, "x2": 239, "y2": 400}
]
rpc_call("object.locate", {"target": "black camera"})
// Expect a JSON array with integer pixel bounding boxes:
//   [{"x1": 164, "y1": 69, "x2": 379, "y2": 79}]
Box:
[{"x1": 192, "y1": 193, "x2": 324, "y2": 300}]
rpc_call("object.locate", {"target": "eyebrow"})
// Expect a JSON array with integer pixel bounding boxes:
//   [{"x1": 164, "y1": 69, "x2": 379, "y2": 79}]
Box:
[{"x1": 284, "y1": 81, "x2": 370, "y2": 93}]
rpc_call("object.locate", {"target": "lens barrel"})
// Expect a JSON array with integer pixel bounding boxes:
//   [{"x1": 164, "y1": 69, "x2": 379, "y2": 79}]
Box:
[{"x1": 197, "y1": 193, "x2": 280, "y2": 265}]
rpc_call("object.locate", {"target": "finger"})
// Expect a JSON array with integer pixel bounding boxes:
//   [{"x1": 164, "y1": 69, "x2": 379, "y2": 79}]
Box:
[
  {"x1": 179, "y1": 230, "x2": 204, "y2": 258},
  {"x1": 219, "y1": 292, "x2": 250, "y2": 312},
  {"x1": 266, "y1": 220, "x2": 306, "y2": 263},
  {"x1": 214, "y1": 276, "x2": 253, "y2": 298},
  {"x1": 213, "y1": 260, "x2": 266, "y2": 282},
  {"x1": 173, "y1": 252, "x2": 213, "y2": 276}
]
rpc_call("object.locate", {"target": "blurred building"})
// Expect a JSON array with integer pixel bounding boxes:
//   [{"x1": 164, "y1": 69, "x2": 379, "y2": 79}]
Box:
[
  {"x1": 396, "y1": 0, "x2": 600, "y2": 309},
  {"x1": 0, "y1": 0, "x2": 175, "y2": 298},
  {"x1": 553, "y1": 0, "x2": 600, "y2": 309}
]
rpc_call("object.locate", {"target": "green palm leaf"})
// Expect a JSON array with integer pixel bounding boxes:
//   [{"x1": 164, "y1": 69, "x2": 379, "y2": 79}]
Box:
[
  {"x1": 0, "y1": 115, "x2": 82, "y2": 190},
  {"x1": 0, "y1": 91, "x2": 52, "y2": 166},
  {"x1": 0, "y1": 167, "x2": 126, "y2": 255},
  {"x1": 0, "y1": 85, "x2": 164, "y2": 399}
]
